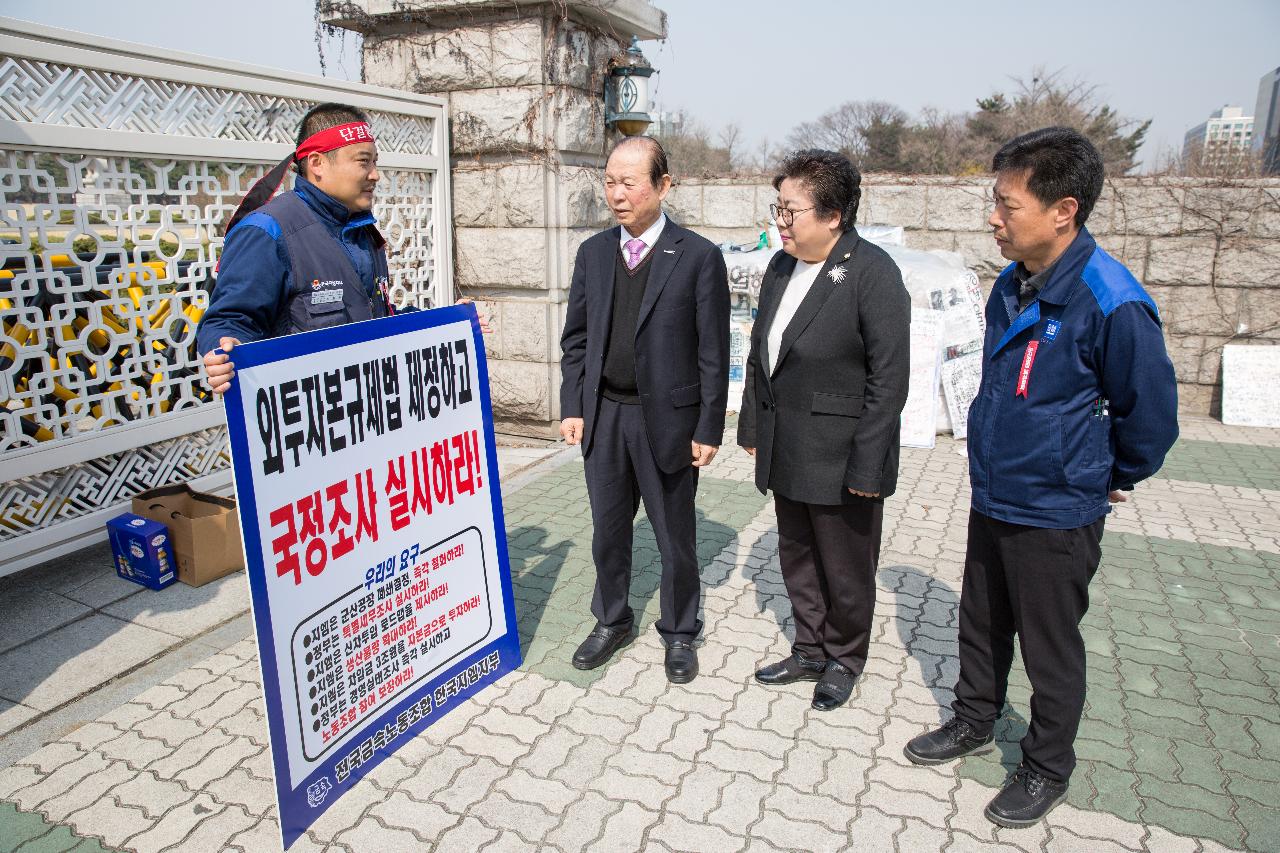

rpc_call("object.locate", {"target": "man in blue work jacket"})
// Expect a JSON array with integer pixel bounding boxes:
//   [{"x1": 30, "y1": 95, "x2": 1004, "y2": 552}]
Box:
[
  {"x1": 904, "y1": 127, "x2": 1178, "y2": 828},
  {"x1": 199, "y1": 102, "x2": 393, "y2": 392}
]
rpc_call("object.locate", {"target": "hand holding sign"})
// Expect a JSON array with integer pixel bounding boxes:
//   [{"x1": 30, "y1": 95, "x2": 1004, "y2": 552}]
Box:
[{"x1": 204, "y1": 337, "x2": 241, "y2": 395}]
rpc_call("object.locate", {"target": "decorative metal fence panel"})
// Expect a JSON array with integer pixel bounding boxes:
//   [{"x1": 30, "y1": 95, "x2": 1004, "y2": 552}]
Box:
[{"x1": 0, "y1": 17, "x2": 453, "y2": 574}]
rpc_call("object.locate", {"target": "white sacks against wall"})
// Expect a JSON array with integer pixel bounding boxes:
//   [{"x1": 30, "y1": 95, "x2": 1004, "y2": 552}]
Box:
[{"x1": 722, "y1": 228, "x2": 985, "y2": 444}]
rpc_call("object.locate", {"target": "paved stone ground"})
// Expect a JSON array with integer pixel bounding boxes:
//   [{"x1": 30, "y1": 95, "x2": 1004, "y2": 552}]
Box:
[
  {"x1": 1, "y1": 416, "x2": 1277, "y2": 852},
  {"x1": 0, "y1": 440, "x2": 561, "y2": 754}
]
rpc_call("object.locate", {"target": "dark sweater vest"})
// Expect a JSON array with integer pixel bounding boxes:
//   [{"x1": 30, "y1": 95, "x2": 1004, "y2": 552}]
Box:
[{"x1": 601, "y1": 246, "x2": 655, "y2": 403}]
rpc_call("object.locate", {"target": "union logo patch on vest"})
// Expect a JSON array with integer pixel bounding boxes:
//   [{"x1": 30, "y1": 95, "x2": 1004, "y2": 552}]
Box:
[
  {"x1": 253, "y1": 191, "x2": 391, "y2": 335},
  {"x1": 310, "y1": 279, "x2": 344, "y2": 306}
]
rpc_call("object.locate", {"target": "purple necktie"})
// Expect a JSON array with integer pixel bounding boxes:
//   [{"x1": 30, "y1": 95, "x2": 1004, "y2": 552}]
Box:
[{"x1": 625, "y1": 238, "x2": 646, "y2": 270}]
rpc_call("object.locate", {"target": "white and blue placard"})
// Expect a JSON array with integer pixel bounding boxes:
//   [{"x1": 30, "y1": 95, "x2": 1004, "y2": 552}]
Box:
[{"x1": 222, "y1": 304, "x2": 521, "y2": 850}]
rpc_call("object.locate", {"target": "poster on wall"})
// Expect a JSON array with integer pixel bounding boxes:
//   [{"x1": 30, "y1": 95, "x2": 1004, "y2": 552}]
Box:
[
  {"x1": 902, "y1": 309, "x2": 943, "y2": 448},
  {"x1": 721, "y1": 234, "x2": 987, "y2": 446},
  {"x1": 941, "y1": 351, "x2": 983, "y2": 440},
  {"x1": 222, "y1": 304, "x2": 521, "y2": 849},
  {"x1": 1222, "y1": 344, "x2": 1280, "y2": 428}
]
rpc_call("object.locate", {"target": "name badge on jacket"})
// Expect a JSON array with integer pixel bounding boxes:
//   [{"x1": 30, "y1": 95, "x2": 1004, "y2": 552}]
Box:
[{"x1": 310, "y1": 278, "x2": 344, "y2": 306}]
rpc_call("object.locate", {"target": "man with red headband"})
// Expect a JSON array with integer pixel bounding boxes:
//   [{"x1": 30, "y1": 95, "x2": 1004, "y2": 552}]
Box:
[{"x1": 199, "y1": 102, "x2": 397, "y2": 393}]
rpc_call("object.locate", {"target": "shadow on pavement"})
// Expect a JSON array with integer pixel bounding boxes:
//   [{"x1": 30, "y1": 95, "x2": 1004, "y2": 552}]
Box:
[
  {"x1": 882, "y1": 562, "x2": 959, "y2": 710},
  {"x1": 745, "y1": 525, "x2": 794, "y2": 647},
  {"x1": 882, "y1": 561, "x2": 1028, "y2": 771},
  {"x1": 504, "y1": 506, "x2": 740, "y2": 662},
  {"x1": 505, "y1": 525, "x2": 573, "y2": 656},
  {"x1": 0, "y1": 540, "x2": 249, "y2": 728},
  {"x1": 500, "y1": 461, "x2": 766, "y2": 685},
  {"x1": 633, "y1": 506, "x2": 738, "y2": 640}
]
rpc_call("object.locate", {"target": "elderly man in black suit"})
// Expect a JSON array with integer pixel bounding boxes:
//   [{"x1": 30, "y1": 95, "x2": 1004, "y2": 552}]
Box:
[
  {"x1": 739, "y1": 149, "x2": 911, "y2": 710},
  {"x1": 559, "y1": 136, "x2": 730, "y2": 683}
]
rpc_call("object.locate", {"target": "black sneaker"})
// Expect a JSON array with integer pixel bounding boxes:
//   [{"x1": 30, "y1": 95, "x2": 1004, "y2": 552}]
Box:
[
  {"x1": 903, "y1": 717, "x2": 995, "y2": 766},
  {"x1": 984, "y1": 765, "x2": 1068, "y2": 828}
]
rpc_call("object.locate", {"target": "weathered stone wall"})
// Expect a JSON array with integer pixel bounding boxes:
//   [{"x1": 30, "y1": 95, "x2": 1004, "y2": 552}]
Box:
[
  {"x1": 332, "y1": 0, "x2": 664, "y2": 436},
  {"x1": 329, "y1": 1, "x2": 1277, "y2": 426},
  {"x1": 668, "y1": 176, "x2": 1280, "y2": 416}
]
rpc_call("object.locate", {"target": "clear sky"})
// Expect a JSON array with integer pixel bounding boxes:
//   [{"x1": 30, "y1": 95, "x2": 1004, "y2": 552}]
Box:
[
  {"x1": 2, "y1": 0, "x2": 1276, "y2": 171},
  {"x1": 650, "y1": 0, "x2": 1280, "y2": 170}
]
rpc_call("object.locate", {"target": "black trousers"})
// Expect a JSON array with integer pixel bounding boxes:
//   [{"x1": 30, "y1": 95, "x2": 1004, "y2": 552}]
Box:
[
  {"x1": 774, "y1": 492, "x2": 884, "y2": 674},
  {"x1": 583, "y1": 397, "x2": 701, "y2": 643},
  {"x1": 951, "y1": 510, "x2": 1105, "y2": 783}
]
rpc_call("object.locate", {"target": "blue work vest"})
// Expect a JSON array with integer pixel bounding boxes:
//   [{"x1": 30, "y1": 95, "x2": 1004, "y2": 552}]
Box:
[{"x1": 247, "y1": 191, "x2": 392, "y2": 337}]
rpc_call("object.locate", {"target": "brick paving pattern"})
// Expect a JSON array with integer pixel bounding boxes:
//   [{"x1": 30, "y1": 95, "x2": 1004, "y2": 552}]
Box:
[{"x1": 1, "y1": 415, "x2": 1277, "y2": 851}]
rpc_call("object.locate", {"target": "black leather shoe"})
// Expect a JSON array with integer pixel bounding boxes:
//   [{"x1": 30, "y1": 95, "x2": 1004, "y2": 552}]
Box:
[
  {"x1": 755, "y1": 653, "x2": 826, "y2": 685},
  {"x1": 811, "y1": 661, "x2": 856, "y2": 711},
  {"x1": 664, "y1": 641, "x2": 698, "y2": 684},
  {"x1": 984, "y1": 765, "x2": 1068, "y2": 828},
  {"x1": 572, "y1": 625, "x2": 633, "y2": 670},
  {"x1": 903, "y1": 717, "x2": 995, "y2": 766}
]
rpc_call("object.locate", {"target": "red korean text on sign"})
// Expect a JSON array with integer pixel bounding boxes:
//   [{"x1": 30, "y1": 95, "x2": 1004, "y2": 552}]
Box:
[
  {"x1": 270, "y1": 467, "x2": 380, "y2": 585},
  {"x1": 267, "y1": 431, "x2": 484, "y2": 585}
]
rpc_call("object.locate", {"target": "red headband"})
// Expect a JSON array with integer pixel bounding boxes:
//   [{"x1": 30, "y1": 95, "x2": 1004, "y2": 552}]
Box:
[
  {"x1": 220, "y1": 121, "x2": 378, "y2": 239},
  {"x1": 295, "y1": 122, "x2": 376, "y2": 160}
]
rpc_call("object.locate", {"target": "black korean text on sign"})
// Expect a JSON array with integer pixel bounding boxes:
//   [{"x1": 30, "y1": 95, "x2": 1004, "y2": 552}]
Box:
[
  {"x1": 406, "y1": 339, "x2": 474, "y2": 422},
  {"x1": 256, "y1": 386, "x2": 284, "y2": 476},
  {"x1": 302, "y1": 374, "x2": 326, "y2": 457},
  {"x1": 255, "y1": 354, "x2": 417, "y2": 476},
  {"x1": 363, "y1": 359, "x2": 383, "y2": 436},
  {"x1": 382, "y1": 355, "x2": 402, "y2": 431},
  {"x1": 280, "y1": 379, "x2": 303, "y2": 467},
  {"x1": 344, "y1": 363, "x2": 365, "y2": 447},
  {"x1": 287, "y1": 523, "x2": 494, "y2": 770},
  {"x1": 325, "y1": 369, "x2": 346, "y2": 452}
]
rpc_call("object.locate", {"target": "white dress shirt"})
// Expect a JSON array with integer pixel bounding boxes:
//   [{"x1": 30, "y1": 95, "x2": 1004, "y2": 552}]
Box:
[
  {"x1": 619, "y1": 213, "x2": 667, "y2": 265},
  {"x1": 767, "y1": 259, "x2": 822, "y2": 375}
]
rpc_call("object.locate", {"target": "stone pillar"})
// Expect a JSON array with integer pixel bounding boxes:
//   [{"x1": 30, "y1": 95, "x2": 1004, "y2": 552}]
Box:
[{"x1": 321, "y1": 0, "x2": 667, "y2": 438}]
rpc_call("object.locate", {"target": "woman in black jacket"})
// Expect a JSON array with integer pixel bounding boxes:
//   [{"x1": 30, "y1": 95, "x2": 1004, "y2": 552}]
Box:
[{"x1": 738, "y1": 149, "x2": 911, "y2": 710}]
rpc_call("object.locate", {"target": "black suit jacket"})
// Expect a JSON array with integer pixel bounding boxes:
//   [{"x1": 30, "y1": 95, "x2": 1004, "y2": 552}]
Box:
[
  {"x1": 737, "y1": 228, "x2": 911, "y2": 504},
  {"x1": 560, "y1": 218, "x2": 730, "y2": 473}
]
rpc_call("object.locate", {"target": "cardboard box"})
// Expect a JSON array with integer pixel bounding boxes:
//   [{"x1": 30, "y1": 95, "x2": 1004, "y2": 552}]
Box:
[
  {"x1": 132, "y1": 485, "x2": 244, "y2": 587},
  {"x1": 106, "y1": 514, "x2": 178, "y2": 590}
]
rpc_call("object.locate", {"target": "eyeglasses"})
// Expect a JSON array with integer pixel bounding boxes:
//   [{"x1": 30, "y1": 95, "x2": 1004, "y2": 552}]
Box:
[{"x1": 769, "y1": 203, "x2": 815, "y2": 227}]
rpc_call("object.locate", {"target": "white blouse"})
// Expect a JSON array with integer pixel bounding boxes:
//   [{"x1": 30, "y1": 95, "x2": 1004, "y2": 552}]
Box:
[{"x1": 766, "y1": 259, "x2": 822, "y2": 375}]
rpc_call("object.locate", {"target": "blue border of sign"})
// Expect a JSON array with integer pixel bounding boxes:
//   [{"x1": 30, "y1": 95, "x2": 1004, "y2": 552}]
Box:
[{"x1": 223, "y1": 304, "x2": 522, "y2": 849}]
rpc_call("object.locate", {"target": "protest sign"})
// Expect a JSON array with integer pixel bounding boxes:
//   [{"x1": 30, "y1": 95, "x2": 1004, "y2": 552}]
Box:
[{"x1": 222, "y1": 304, "x2": 521, "y2": 849}]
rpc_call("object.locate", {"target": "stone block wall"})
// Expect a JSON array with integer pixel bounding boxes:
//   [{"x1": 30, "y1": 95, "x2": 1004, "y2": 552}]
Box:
[
  {"x1": 338, "y1": 1, "x2": 658, "y2": 436},
  {"x1": 668, "y1": 176, "x2": 1280, "y2": 416}
]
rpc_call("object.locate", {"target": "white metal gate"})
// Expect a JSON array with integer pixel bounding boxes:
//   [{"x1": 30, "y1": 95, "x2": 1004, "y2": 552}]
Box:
[{"x1": 0, "y1": 16, "x2": 453, "y2": 575}]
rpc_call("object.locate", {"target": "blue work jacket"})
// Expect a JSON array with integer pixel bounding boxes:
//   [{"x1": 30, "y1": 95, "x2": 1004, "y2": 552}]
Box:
[
  {"x1": 967, "y1": 228, "x2": 1179, "y2": 529},
  {"x1": 196, "y1": 176, "x2": 384, "y2": 356}
]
